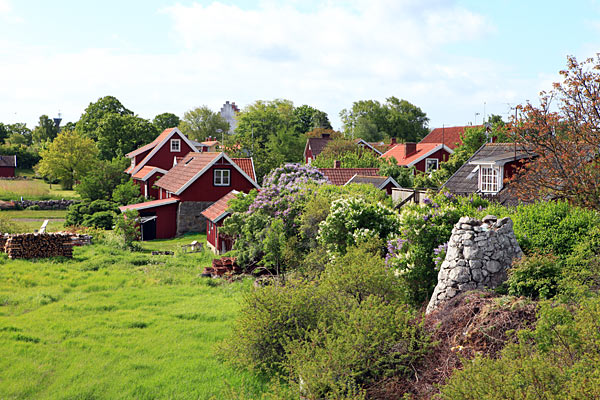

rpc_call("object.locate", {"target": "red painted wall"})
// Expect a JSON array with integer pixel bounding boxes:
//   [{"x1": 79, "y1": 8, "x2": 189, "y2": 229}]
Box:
[
  {"x1": 0, "y1": 167, "x2": 15, "y2": 177},
  {"x1": 206, "y1": 220, "x2": 217, "y2": 248},
  {"x1": 140, "y1": 202, "x2": 178, "y2": 239},
  {"x1": 134, "y1": 149, "x2": 151, "y2": 166},
  {"x1": 177, "y1": 160, "x2": 256, "y2": 202},
  {"x1": 383, "y1": 182, "x2": 396, "y2": 195},
  {"x1": 304, "y1": 147, "x2": 313, "y2": 164},
  {"x1": 143, "y1": 136, "x2": 194, "y2": 171},
  {"x1": 412, "y1": 148, "x2": 451, "y2": 173}
]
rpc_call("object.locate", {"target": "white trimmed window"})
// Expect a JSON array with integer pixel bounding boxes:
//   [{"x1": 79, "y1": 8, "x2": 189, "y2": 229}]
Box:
[
  {"x1": 480, "y1": 166, "x2": 501, "y2": 193},
  {"x1": 214, "y1": 169, "x2": 230, "y2": 186},
  {"x1": 425, "y1": 158, "x2": 439, "y2": 172},
  {"x1": 170, "y1": 138, "x2": 181, "y2": 152}
]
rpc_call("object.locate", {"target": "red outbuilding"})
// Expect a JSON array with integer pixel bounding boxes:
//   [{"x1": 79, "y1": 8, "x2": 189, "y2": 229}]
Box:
[
  {"x1": 201, "y1": 190, "x2": 239, "y2": 254},
  {"x1": 381, "y1": 142, "x2": 453, "y2": 173},
  {"x1": 0, "y1": 155, "x2": 17, "y2": 177}
]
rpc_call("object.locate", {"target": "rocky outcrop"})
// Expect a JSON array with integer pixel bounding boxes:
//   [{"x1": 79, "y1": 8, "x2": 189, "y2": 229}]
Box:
[{"x1": 426, "y1": 215, "x2": 522, "y2": 314}]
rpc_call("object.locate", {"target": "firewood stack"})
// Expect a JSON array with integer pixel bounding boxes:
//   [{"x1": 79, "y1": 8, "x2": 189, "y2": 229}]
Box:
[
  {"x1": 0, "y1": 234, "x2": 7, "y2": 251},
  {"x1": 4, "y1": 233, "x2": 74, "y2": 259},
  {"x1": 202, "y1": 257, "x2": 241, "y2": 277}
]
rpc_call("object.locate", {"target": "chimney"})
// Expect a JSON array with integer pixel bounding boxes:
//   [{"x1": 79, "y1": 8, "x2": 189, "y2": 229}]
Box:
[
  {"x1": 333, "y1": 160, "x2": 341, "y2": 168},
  {"x1": 322, "y1": 133, "x2": 331, "y2": 139},
  {"x1": 390, "y1": 137, "x2": 397, "y2": 145},
  {"x1": 404, "y1": 142, "x2": 417, "y2": 158}
]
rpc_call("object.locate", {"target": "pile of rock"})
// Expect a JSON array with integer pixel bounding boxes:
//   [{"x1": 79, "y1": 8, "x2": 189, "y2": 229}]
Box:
[
  {"x1": 18, "y1": 199, "x2": 78, "y2": 210},
  {"x1": 426, "y1": 215, "x2": 522, "y2": 314}
]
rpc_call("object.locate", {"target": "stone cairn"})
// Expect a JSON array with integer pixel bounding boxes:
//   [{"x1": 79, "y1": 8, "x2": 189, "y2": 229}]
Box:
[{"x1": 426, "y1": 215, "x2": 522, "y2": 314}]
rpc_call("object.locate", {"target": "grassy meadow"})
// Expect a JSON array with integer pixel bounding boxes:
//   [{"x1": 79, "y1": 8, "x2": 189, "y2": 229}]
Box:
[
  {"x1": 2, "y1": 209, "x2": 67, "y2": 234},
  {"x1": 0, "y1": 237, "x2": 267, "y2": 399},
  {"x1": 0, "y1": 175, "x2": 78, "y2": 201}
]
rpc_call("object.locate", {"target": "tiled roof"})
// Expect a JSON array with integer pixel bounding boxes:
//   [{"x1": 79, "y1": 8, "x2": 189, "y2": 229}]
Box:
[
  {"x1": 126, "y1": 128, "x2": 174, "y2": 157},
  {"x1": 318, "y1": 168, "x2": 379, "y2": 185},
  {"x1": 155, "y1": 152, "x2": 221, "y2": 193},
  {"x1": 119, "y1": 198, "x2": 179, "y2": 212},
  {"x1": 443, "y1": 143, "x2": 532, "y2": 196},
  {"x1": 231, "y1": 158, "x2": 256, "y2": 182},
  {"x1": 0, "y1": 155, "x2": 16, "y2": 167},
  {"x1": 202, "y1": 140, "x2": 219, "y2": 147},
  {"x1": 381, "y1": 143, "x2": 444, "y2": 166},
  {"x1": 346, "y1": 174, "x2": 387, "y2": 186},
  {"x1": 201, "y1": 190, "x2": 239, "y2": 222},
  {"x1": 420, "y1": 126, "x2": 482, "y2": 149},
  {"x1": 306, "y1": 137, "x2": 333, "y2": 158},
  {"x1": 132, "y1": 165, "x2": 166, "y2": 181}
]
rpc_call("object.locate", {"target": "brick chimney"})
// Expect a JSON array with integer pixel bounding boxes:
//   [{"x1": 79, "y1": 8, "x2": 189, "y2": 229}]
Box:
[
  {"x1": 322, "y1": 133, "x2": 331, "y2": 139},
  {"x1": 390, "y1": 137, "x2": 397, "y2": 145},
  {"x1": 404, "y1": 142, "x2": 417, "y2": 158},
  {"x1": 333, "y1": 160, "x2": 341, "y2": 168}
]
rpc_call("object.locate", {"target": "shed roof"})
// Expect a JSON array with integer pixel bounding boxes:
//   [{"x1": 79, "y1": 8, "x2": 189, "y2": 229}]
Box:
[
  {"x1": 420, "y1": 125, "x2": 483, "y2": 149},
  {"x1": 381, "y1": 143, "x2": 451, "y2": 166},
  {"x1": 118, "y1": 198, "x2": 179, "y2": 212},
  {"x1": 317, "y1": 168, "x2": 379, "y2": 185},
  {"x1": 0, "y1": 155, "x2": 16, "y2": 167},
  {"x1": 201, "y1": 190, "x2": 239, "y2": 223}
]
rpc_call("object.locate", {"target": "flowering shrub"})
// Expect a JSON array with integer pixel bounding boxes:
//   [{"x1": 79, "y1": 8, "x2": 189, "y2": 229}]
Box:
[{"x1": 318, "y1": 197, "x2": 401, "y2": 254}]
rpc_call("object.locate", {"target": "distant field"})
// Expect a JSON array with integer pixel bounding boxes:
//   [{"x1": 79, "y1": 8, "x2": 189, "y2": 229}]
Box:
[
  {"x1": 0, "y1": 176, "x2": 78, "y2": 201},
  {"x1": 0, "y1": 240, "x2": 267, "y2": 399},
  {"x1": 2, "y1": 210, "x2": 67, "y2": 233}
]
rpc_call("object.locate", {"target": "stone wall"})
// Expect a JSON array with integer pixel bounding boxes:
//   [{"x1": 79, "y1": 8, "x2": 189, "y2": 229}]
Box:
[
  {"x1": 176, "y1": 201, "x2": 213, "y2": 236},
  {"x1": 426, "y1": 215, "x2": 522, "y2": 314},
  {"x1": 18, "y1": 199, "x2": 78, "y2": 210}
]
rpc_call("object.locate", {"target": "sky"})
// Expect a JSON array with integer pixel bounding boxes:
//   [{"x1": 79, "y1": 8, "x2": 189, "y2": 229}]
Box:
[{"x1": 1, "y1": 0, "x2": 599, "y2": 131}]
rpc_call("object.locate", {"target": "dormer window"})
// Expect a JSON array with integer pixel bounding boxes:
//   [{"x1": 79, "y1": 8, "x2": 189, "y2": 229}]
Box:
[
  {"x1": 170, "y1": 139, "x2": 181, "y2": 152},
  {"x1": 480, "y1": 166, "x2": 501, "y2": 193}
]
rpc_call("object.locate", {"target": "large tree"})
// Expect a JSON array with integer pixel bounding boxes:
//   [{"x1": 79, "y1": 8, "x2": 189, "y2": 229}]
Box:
[
  {"x1": 340, "y1": 97, "x2": 429, "y2": 142},
  {"x1": 76, "y1": 96, "x2": 133, "y2": 140},
  {"x1": 75, "y1": 157, "x2": 131, "y2": 201},
  {"x1": 3, "y1": 123, "x2": 32, "y2": 146},
  {"x1": 32, "y1": 115, "x2": 59, "y2": 144},
  {"x1": 153, "y1": 112, "x2": 181, "y2": 132},
  {"x1": 95, "y1": 114, "x2": 158, "y2": 160},
  {"x1": 179, "y1": 106, "x2": 229, "y2": 142},
  {"x1": 36, "y1": 130, "x2": 99, "y2": 189},
  {"x1": 509, "y1": 55, "x2": 600, "y2": 209}
]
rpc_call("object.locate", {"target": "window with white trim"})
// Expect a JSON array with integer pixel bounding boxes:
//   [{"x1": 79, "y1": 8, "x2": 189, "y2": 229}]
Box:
[
  {"x1": 170, "y1": 138, "x2": 181, "y2": 152},
  {"x1": 480, "y1": 166, "x2": 500, "y2": 193},
  {"x1": 214, "y1": 169, "x2": 230, "y2": 186},
  {"x1": 425, "y1": 158, "x2": 439, "y2": 172}
]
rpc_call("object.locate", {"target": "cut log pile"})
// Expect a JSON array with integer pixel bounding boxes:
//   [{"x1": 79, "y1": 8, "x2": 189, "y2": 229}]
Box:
[
  {"x1": 2, "y1": 233, "x2": 75, "y2": 259},
  {"x1": 202, "y1": 257, "x2": 241, "y2": 277},
  {"x1": 70, "y1": 234, "x2": 93, "y2": 247}
]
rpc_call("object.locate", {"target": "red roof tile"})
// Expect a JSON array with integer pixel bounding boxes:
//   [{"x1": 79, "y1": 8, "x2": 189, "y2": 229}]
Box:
[
  {"x1": 132, "y1": 165, "x2": 166, "y2": 180},
  {"x1": 231, "y1": 158, "x2": 256, "y2": 182},
  {"x1": 201, "y1": 190, "x2": 239, "y2": 222},
  {"x1": 420, "y1": 125, "x2": 482, "y2": 149},
  {"x1": 155, "y1": 152, "x2": 221, "y2": 193},
  {"x1": 381, "y1": 143, "x2": 443, "y2": 166},
  {"x1": 318, "y1": 168, "x2": 379, "y2": 185},
  {"x1": 126, "y1": 128, "x2": 175, "y2": 157},
  {"x1": 119, "y1": 198, "x2": 179, "y2": 212}
]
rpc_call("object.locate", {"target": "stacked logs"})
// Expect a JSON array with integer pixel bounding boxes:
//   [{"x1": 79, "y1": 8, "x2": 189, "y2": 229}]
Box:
[
  {"x1": 202, "y1": 257, "x2": 241, "y2": 277},
  {"x1": 4, "y1": 233, "x2": 74, "y2": 259}
]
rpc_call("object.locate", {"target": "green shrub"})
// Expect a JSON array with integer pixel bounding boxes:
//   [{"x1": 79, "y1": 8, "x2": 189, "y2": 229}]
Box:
[
  {"x1": 27, "y1": 204, "x2": 41, "y2": 210},
  {"x1": 286, "y1": 296, "x2": 427, "y2": 399},
  {"x1": 114, "y1": 210, "x2": 140, "y2": 250},
  {"x1": 437, "y1": 298, "x2": 600, "y2": 399},
  {"x1": 0, "y1": 213, "x2": 22, "y2": 233},
  {"x1": 82, "y1": 211, "x2": 114, "y2": 230},
  {"x1": 506, "y1": 254, "x2": 562, "y2": 299}
]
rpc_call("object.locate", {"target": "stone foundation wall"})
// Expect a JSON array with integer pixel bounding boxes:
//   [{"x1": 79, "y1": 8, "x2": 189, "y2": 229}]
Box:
[
  {"x1": 176, "y1": 201, "x2": 213, "y2": 236},
  {"x1": 426, "y1": 215, "x2": 522, "y2": 314}
]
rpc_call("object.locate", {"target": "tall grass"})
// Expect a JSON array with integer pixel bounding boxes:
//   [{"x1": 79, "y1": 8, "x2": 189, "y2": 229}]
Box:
[
  {"x1": 0, "y1": 179, "x2": 79, "y2": 200},
  {"x1": 0, "y1": 243, "x2": 268, "y2": 399}
]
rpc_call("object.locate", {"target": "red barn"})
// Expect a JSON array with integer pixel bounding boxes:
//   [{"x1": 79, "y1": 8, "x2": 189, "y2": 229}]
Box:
[
  {"x1": 119, "y1": 152, "x2": 259, "y2": 240},
  {"x1": 201, "y1": 190, "x2": 239, "y2": 254},
  {"x1": 381, "y1": 143, "x2": 453, "y2": 173},
  {"x1": 0, "y1": 155, "x2": 16, "y2": 177},
  {"x1": 125, "y1": 127, "x2": 198, "y2": 199}
]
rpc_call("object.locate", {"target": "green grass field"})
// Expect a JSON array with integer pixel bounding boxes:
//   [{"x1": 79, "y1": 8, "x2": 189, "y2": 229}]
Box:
[
  {"x1": 0, "y1": 241, "x2": 267, "y2": 399},
  {"x1": 0, "y1": 176, "x2": 78, "y2": 201},
  {"x1": 1, "y1": 210, "x2": 67, "y2": 234}
]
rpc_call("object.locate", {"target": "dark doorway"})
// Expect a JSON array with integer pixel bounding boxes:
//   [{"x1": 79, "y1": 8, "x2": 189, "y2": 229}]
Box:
[{"x1": 140, "y1": 214, "x2": 157, "y2": 241}]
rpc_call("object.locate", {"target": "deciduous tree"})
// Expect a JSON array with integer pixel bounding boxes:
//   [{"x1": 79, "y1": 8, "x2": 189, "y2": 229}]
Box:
[
  {"x1": 32, "y1": 115, "x2": 59, "y2": 144},
  {"x1": 179, "y1": 106, "x2": 229, "y2": 141},
  {"x1": 153, "y1": 112, "x2": 181, "y2": 132},
  {"x1": 509, "y1": 55, "x2": 600, "y2": 209},
  {"x1": 76, "y1": 96, "x2": 133, "y2": 140}
]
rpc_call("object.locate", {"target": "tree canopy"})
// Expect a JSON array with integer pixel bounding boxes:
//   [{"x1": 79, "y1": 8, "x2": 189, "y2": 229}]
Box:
[
  {"x1": 36, "y1": 130, "x2": 99, "y2": 189},
  {"x1": 95, "y1": 113, "x2": 157, "y2": 160},
  {"x1": 340, "y1": 97, "x2": 429, "y2": 142},
  {"x1": 76, "y1": 96, "x2": 133, "y2": 140},
  {"x1": 179, "y1": 106, "x2": 229, "y2": 142},
  {"x1": 509, "y1": 55, "x2": 600, "y2": 209},
  {"x1": 153, "y1": 112, "x2": 181, "y2": 132},
  {"x1": 32, "y1": 115, "x2": 59, "y2": 144}
]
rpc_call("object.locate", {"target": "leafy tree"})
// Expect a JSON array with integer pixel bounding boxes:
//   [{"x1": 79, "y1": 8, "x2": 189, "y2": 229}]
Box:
[
  {"x1": 3, "y1": 123, "x2": 32, "y2": 146},
  {"x1": 340, "y1": 97, "x2": 429, "y2": 142},
  {"x1": 114, "y1": 209, "x2": 141, "y2": 250},
  {"x1": 311, "y1": 138, "x2": 381, "y2": 168},
  {"x1": 378, "y1": 157, "x2": 413, "y2": 188},
  {"x1": 179, "y1": 106, "x2": 229, "y2": 142},
  {"x1": 290, "y1": 104, "x2": 332, "y2": 134},
  {"x1": 0, "y1": 143, "x2": 40, "y2": 169},
  {"x1": 36, "y1": 130, "x2": 99, "y2": 189},
  {"x1": 510, "y1": 55, "x2": 600, "y2": 209},
  {"x1": 75, "y1": 157, "x2": 130, "y2": 201},
  {"x1": 0, "y1": 123, "x2": 9, "y2": 143},
  {"x1": 112, "y1": 180, "x2": 145, "y2": 205},
  {"x1": 96, "y1": 114, "x2": 158, "y2": 160},
  {"x1": 75, "y1": 96, "x2": 133, "y2": 140},
  {"x1": 32, "y1": 115, "x2": 59, "y2": 144},
  {"x1": 153, "y1": 112, "x2": 180, "y2": 132},
  {"x1": 306, "y1": 127, "x2": 343, "y2": 138}
]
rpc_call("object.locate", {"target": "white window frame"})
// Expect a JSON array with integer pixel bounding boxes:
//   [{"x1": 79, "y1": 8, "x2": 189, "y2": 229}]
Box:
[
  {"x1": 425, "y1": 158, "x2": 439, "y2": 172},
  {"x1": 479, "y1": 165, "x2": 502, "y2": 193},
  {"x1": 170, "y1": 138, "x2": 181, "y2": 152},
  {"x1": 214, "y1": 169, "x2": 231, "y2": 186}
]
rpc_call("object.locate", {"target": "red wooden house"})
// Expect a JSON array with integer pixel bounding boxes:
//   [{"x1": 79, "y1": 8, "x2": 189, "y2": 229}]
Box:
[
  {"x1": 201, "y1": 190, "x2": 239, "y2": 254},
  {"x1": 125, "y1": 127, "x2": 198, "y2": 199},
  {"x1": 119, "y1": 152, "x2": 259, "y2": 240},
  {"x1": 381, "y1": 142, "x2": 453, "y2": 173},
  {"x1": 420, "y1": 125, "x2": 482, "y2": 150},
  {"x1": 0, "y1": 155, "x2": 16, "y2": 177}
]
